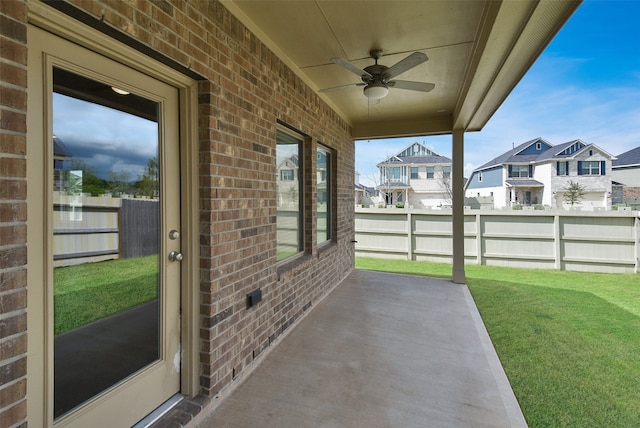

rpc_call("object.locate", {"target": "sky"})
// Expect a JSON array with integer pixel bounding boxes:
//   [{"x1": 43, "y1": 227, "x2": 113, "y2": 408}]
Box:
[
  {"x1": 53, "y1": 93, "x2": 158, "y2": 180},
  {"x1": 355, "y1": 0, "x2": 640, "y2": 187}
]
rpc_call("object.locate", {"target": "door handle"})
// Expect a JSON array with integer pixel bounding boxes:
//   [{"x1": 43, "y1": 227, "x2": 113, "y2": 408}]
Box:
[{"x1": 168, "y1": 251, "x2": 183, "y2": 262}]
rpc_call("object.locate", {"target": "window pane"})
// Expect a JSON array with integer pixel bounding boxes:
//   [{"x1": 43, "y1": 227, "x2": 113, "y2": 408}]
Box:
[
  {"x1": 427, "y1": 166, "x2": 434, "y2": 179},
  {"x1": 317, "y1": 146, "x2": 331, "y2": 244},
  {"x1": 52, "y1": 67, "x2": 160, "y2": 418},
  {"x1": 277, "y1": 130, "x2": 302, "y2": 260},
  {"x1": 410, "y1": 167, "x2": 418, "y2": 179}
]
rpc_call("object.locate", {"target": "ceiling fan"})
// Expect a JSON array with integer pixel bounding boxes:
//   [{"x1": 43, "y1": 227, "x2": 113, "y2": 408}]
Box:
[{"x1": 320, "y1": 49, "x2": 435, "y2": 100}]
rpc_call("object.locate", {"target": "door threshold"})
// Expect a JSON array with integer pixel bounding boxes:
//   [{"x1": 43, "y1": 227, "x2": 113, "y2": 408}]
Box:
[{"x1": 133, "y1": 394, "x2": 184, "y2": 428}]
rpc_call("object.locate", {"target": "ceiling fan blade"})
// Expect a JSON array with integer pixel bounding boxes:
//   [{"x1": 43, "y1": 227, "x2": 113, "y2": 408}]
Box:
[
  {"x1": 383, "y1": 52, "x2": 428, "y2": 80},
  {"x1": 319, "y1": 82, "x2": 365, "y2": 93},
  {"x1": 388, "y1": 80, "x2": 435, "y2": 93},
  {"x1": 330, "y1": 57, "x2": 373, "y2": 78}
]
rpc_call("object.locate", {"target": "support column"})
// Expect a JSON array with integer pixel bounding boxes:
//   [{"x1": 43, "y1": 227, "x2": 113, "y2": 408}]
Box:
[{"x1": 452, "y1": 129, "x2": 466, "y2": 284}]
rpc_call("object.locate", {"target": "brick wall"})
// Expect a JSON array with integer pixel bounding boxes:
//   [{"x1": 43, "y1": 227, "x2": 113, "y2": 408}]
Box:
[
  {"x1": 0, "y1": 1, "x2": 28, "y2": 427},
  {"x1": 1, "y1": 0, "x2": 354, "y2": 424}
]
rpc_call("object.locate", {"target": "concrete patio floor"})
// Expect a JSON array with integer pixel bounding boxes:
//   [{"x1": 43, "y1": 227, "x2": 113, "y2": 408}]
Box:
[{"x1": 194, "y1": 269, "x2": 527, "y2": 428}]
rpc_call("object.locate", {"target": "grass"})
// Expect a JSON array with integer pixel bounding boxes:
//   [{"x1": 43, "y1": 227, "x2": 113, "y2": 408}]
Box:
[
  {"x1": 356, "y1": 257, "x2": 640, "y2": 427},
  {"x1": 54, "y1": 255, "x2": 158, "y2": 335}
]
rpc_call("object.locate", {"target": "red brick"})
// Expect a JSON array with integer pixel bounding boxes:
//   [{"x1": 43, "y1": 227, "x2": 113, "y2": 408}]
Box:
[
  {"x1": 0, "y1": 379, "x2": 26, "y2": 408},
  {"x1": 0, "y1": 37, "x2": 27, "y2": 66},
  {"x1": 0, "y1": 134, "x2": 25, "y2": 155}
]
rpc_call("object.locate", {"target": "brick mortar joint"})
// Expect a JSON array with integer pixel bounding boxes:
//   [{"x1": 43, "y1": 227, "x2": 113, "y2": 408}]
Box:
[
  {"x1": 0, "y1": 397, "x2": 27, "y2": 419},
  {"x1": 0, "y1": 104, "x2": 27, "y2": 114}
]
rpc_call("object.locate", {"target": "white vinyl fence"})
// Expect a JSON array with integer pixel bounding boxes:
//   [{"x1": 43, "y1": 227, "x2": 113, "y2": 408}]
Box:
[{"x1": 355, "y1": 207, "x2": 640, "y2": 273}]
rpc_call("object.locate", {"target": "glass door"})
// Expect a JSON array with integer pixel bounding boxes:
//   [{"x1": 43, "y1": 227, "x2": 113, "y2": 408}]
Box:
[{"x1": 28, "y1": 25, "x2": 182, "y2": 428}]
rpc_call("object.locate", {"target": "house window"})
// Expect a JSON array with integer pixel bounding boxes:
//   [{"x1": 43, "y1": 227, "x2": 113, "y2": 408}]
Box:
[
  {"x1": 442, "y1": 166, "x2": 451, "y2": 180},
  {"x1": 426, "y1": 166, "x2": 434, "y2": 179},
  {"x1": 557, "y1": 161, "x2": 569, "y2": 176},
  {"x1": 410, "y1": 167, "x2": 419, "y2": 179},
  {"x1": 536, "y1": 142, "x2": 542, "y2": 150},
  {"x1": 478, "y1": 172, "x2": 483, "y2": 182},
  {"x1": 578, "y1": 160, "x2": 605, "y2": 176},
  {"x1": 389, "y1": 167, "x2": 401, "y2": 181},
  {"x1": 508, "y1": 164, "x2": 531, "y2": 178},
  {"x1": 280, "y1": 169, "x2": 294, "y2": 180},
  {"x1": 317, "y1": 145, "x2": 332, "y2": 244},
  {"x1": 277, "y1": 128, "x2": 304, "y2": 260}
]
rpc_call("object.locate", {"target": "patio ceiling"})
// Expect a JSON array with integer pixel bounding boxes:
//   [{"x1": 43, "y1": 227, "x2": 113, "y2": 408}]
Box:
[{"x1": 222, "y1": 0, "x2": 580, "y2": 140}]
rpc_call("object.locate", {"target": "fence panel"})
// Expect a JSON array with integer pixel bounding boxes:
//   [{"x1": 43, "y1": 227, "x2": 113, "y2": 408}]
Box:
[
  {"x1": 53, "y1": 193, "x2": 120, "y2": 267},
  {"x1": 120, "y1": 199, "x2": 159, "y2": 259},
  {"x1": 355, "y1": 207, "x2": 639, "y2": 273}
]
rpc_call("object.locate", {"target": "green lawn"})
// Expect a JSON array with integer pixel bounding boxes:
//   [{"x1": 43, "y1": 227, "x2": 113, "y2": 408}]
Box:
[
  {"x1": 54, "y1": 255, "x2": 158, "y2": 335},
  {"x1": 356, "y1": 257, "x2": 640, "y2": 428}
]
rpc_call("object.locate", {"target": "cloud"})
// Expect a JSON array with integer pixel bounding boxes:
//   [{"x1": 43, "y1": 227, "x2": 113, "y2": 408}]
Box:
[{"x1": 53, "y1": 93, "x2": 158, "y2": 179}]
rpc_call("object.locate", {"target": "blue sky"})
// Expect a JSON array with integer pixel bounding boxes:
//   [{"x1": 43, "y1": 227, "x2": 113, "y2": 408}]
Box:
[{"x1": 355, "y1": 0, "x2": 640, "y2": 187}]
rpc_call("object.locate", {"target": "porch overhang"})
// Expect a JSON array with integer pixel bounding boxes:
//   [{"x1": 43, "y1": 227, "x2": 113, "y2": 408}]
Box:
[
  {"x1": 506, "y1": 180, "x2": 545, "y2": 188},
  {"x1": 222, "y1": 0, "x2": 581, "y2": 139}
]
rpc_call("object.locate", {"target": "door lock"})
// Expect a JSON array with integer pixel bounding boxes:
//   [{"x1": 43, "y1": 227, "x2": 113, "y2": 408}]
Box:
[{"x1": 168, "y1": 251, "x2": 183, "y2": 262}]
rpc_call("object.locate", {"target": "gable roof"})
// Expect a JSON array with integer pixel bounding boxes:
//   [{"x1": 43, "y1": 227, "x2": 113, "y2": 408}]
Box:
[
  {"x1": 613, "y1": 146, "x2": 640, "y2": 168},
  {"x1": 475, "y1": 138, "x2": 615, "y2": 172},
  {"x1": 377, "y1": 142, "x2": 451, "y2": 167},
  {"x1": 476, "y1": 137, "x2": 549, "y2": 170}
]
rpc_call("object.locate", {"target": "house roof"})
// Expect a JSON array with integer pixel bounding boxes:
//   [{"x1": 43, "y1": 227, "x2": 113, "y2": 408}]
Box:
[
  {"x1": 377, "y1": 142, "x2": 451, "y2": 166},
  {"x1": 476, "y1": 137, "x2": 548, "y2": 170},
  {"x1": 53, "y1": 135, "x2": 72, "y2": 159},
  {"x1": 378, "y1": 155, "x2": 451, "y2": 167},
  {"x1": 223, "y1": 1, "x2": 579, "y2": 139},
  {"x1": 505, "y1": 179, "x2": 544, "y2": 187},
  {"x1": 474, "y1": 138, "x2": 614, "y2": 172},
  {"x1": 613, "y1": 146, "x2": 640, "y2": 168}
]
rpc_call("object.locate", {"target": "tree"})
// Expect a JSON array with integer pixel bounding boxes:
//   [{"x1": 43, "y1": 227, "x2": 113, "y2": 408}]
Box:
[
  {"x1": 438, "y1": 166, "x2": 453, "y2": 206},
  {"x1": 107, "y1": 170, "x2": 133, "y2": 196},
  {"x1": 136, "y1": 157, "x2": 159, "y2": 198},
  {"x1": 563, "y1": 180, "x2": 585, "y2": 207}
]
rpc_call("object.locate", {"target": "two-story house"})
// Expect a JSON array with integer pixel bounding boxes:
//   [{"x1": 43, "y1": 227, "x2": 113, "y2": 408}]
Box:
[
  {"x1": 465, "y1": 138, "x2": 616, "y2": 210},
  {"x1": 377, "y1": 142, "x2": 452, "y2": 208},
  {"x1": 612, "y1": 146, "x2": 640, "y2": 201}
]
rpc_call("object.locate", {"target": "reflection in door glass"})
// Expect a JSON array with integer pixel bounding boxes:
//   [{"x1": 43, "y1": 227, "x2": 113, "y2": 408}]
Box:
[{"x1": 52, "y1": 68, "x2": 161, "y2": 418}]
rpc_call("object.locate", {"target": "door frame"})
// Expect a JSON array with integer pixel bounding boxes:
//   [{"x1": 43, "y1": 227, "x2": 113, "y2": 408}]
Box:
[{"x1": 26, "y1": 2, "x2": 200, "y2": 426}]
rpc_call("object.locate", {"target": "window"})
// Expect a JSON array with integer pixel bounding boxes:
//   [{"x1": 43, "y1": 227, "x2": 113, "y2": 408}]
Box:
[
  {"x1": 508, "y1": 164, "x2": 531, "y2": 178},
  {"x1": 389, "y1": 167, "x2": 401, "y2": 181},
  {"x1": 578, "y1": 160, "x2": 605, "y2": 176},
  {"x1": 557, "y1": 161, "x2": 569, "y2": 176},
  {"x1": 410, "y1": 167, "x2": 419, "y2": 179},
  {"x1": 277, "y1": 128, "x2": 303, "y2": 260},
  {"x1": 442, "y1": 166, "x2": 451, "y2": 180},
  {"x1": 280, "y1": 169, "x2": 294, "y2": 180},
  {"x1": 536, "y1": 142, "x2": 542, "y2": 150},
  {"x1": 317, "y1": 145, "x2": 332, "y2": 244},
  {"x1": 426, "y1": 166, "x2": 434, "y2": 179},
  {"x1": 478, "y1": 172, "x2": 483, "y2": 182}
]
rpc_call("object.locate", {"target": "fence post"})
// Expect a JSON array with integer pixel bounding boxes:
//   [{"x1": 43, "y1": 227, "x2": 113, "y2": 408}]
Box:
[
  {"x1": 635, "y1": 215, "x2": 639, "y2": 274},
  {"x1": 554, "y1": 213, "x2": 561, "y2": 270},
  {"x1": 476, "y1": 211, "x2": 482, "y2": 265},
  {"x1": 407, "y1": 210, "x2": 412, "y2": 261}
]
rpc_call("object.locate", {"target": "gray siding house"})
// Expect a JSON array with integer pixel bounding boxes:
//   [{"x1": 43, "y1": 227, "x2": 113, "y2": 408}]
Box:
[
  {"x1": 612, "y1": 146, "x2": 640, "y2": 201},
  {"x1": 466, "y1": 138, "x2": 616, "y2": 210}
]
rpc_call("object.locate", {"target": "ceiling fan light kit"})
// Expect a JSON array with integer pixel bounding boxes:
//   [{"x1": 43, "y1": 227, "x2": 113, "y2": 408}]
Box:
[
  {"x1": 363, "y1": 82, "x2": 389, "y2": 100},
  {"x1": 321, "y1": 49, "x2": 435, "y2": 100}
]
